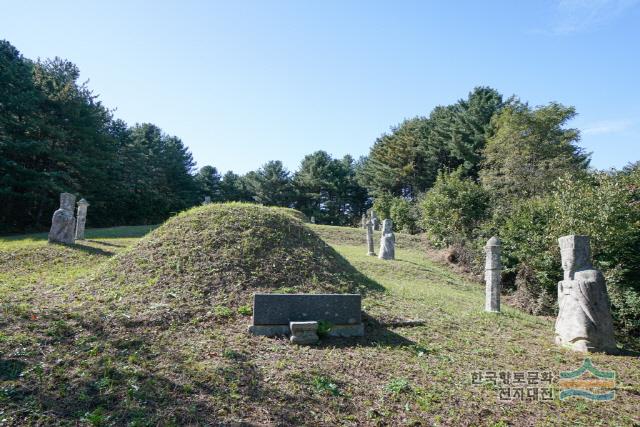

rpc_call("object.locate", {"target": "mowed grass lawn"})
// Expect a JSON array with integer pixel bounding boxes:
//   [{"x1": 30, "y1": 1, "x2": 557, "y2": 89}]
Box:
[{"x1": 1, "y1": 224, "x2": 639, "y2": 426}]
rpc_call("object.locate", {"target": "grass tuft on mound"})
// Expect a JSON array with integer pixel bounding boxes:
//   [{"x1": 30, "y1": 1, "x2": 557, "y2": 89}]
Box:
[{"x1": 91, "y1": 203, "x2": 378, "y2": 322}]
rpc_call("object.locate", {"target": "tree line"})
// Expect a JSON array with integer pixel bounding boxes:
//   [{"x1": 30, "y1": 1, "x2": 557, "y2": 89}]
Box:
[
  {"x1": 359, "y1": 87, "x2": 639, "y2": 341},
  {"x1": 0, "y1": 40, "x2": 370, "y2": 233},
  {"x1": 2, "y1": 39, "x2": 637, "y2": 340}
]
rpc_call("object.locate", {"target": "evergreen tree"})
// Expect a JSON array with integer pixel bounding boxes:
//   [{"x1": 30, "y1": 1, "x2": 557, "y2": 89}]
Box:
[
  {"x1": 358, "y1": 87, "x2": 503, "y2": 199},
  {"x1": 293, "y1": 151, "x2": 369, "y2": 225},
  {"x1": 480, "y1": 101, "x2": 589, "y2": 204},
  {"x1": 244, "y1": 161, "x2": 295, "y2": 207},
  {"x1": 358, "y1": 117, "x2": 431, "y2": 198},
  {"x1": 195, "y1": 165, "x2": 222, "y2": 202},
  {"x1": 220, "y1": 171, "x2": 253, "y2": 202}
]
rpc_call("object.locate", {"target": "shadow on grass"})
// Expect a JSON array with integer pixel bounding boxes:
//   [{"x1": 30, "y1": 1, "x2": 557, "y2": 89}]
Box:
[
  {"x1": 394, "y1": 257, "x2": 440, "y2": 274},
  {"x1": 46, "y1": 241, "x2": 115, "y2": 257},
  {"x1": 83, "y1": 239, "x2": 127, "y2": 248},
  {"x1": 1, "y1": 225, "x2": 157, "y2": 242},
  {"x1": 321, "y1": 239, "x2": 385, "y2": 295},
  {"x1": 1, "y1": 311, "x2": 353, "y2": 425},
  {"x1": 613, "y1": 347, "x2": 640, "y2": 357},
  {"x1": 0, "y1": 359, "x2": 27, "y2": 380},
  {"x1": 317, "y1": 313, "x2": 416, "y2": 349},
  {"x1": 83, "y1": 225, "x2": 157, "y2": 240}
]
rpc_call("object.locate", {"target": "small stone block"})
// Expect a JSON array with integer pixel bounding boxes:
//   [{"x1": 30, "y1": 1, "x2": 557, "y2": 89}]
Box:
[
  {"x1": 290, "y1": 321, "x2": 318, "y2": 333},
  {"x1": 290, "y1": 321, "x2": 319, "y2": 345}
]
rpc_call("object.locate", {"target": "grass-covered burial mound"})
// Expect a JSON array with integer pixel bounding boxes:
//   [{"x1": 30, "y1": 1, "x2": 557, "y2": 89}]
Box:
[
  {"x1": 93, "y1": 203, "x2": 373, "y2": 323},
  {"x1": 0, "y1": 204, "x2": 381, "y2": 426}
]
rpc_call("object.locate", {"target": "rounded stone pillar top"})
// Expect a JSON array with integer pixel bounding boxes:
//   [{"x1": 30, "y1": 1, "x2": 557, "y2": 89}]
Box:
[
  {"x1": 486, "y1": 236, "x2": 501, "y2": 247},
  {"x1": 77, "y1": 198, "x2": 89, "y2": 206}
]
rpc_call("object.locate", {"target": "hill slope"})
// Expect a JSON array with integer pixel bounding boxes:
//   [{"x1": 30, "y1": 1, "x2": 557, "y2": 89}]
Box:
[{"x1": 0, "y1": 215, "x2": 639, "y2": 426}]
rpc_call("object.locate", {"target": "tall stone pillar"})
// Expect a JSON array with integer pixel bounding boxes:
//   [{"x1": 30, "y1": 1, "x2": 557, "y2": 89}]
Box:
[
  {"x1": 48, "y1": 193, "x2": 76, "y2": 244},
  {"x1": 75, "y1": 198, "x2": 89, "y2": 240},
  {"x1": 484, "y1": 236, "x2": 501, "y2": 313},
  {"x1": 366, "y1": 219, "x2": 375, "y2": 256}
]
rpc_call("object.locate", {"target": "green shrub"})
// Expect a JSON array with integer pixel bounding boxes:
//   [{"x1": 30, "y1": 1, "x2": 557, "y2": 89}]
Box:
[
  {"x1": 389, "y1": 197, "x2": 420, "y2": 234},
  {"x1": 495, "y1": 197, "x2": 559, "y2": 293},
  {"x1": 495, "y1": 171, "x2": 640, "y2": 337},
  {"x1": 420, "y1": 169, "x2": 490, "y2": 248},
  {"x1": 214, "y1": 305, "x2": 233, "y2": 318},
  {"x1": 311, "y1": 375, "x2": 341, "y2": 396},
  {"x1": 373, "y1": 193, "x2": 420, "y2": 233},
  {"x1": 317, "y1": 320, "x2": 333, "y2": 337},
  {"x1": 385, "y1": 377, "x2": 411, "y2": 395},
  {"x1": 372, "y1": 193, "x2": 394, "y2": 221},
  {"x1": 237, "y1": 305, "x2": 252, "y2": 316}
]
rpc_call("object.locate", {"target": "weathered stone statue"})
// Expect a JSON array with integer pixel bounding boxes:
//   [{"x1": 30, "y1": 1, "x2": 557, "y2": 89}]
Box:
[
  {"x1": 310, "y1": 216, "x2": 316, "y2": 224},
  {"x1": 361, "y1": 214, "x2": 367, "y2": 229},
  {"x1": 48, "y1": 193, "x2": 76, "y2": 245},
  {"x1": 555, "y1": 235, "x2": 617, "y2": 353},
  {"x1": 75, "y1": 198, "x2": 89, "y2": 240},
  {"x1": 378, "y1": 219, "x2": 395, "y2": 260},
  {"x1": 371, "y1": 212, "x2": 380, "y2": 231},
  {"x1": 366, "y1": 219, "x2": 375, "y2": 256},
  {"x1": 484, "y1": 236, "x2": 501, "y2": 312},
  {"x1": 203, "y1": 196, "x2": 212, "y2": 205}
]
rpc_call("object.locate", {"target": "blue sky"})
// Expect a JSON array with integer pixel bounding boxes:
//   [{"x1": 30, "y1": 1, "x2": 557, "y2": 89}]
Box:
[{"x1": 3, "y1": 0, "x2": 639, "y2": 173}]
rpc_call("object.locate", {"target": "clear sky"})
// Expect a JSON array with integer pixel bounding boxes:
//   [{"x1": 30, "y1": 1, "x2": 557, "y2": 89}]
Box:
[{"x1": 3, "y1": 0, "x2": 639, "y2": 173}]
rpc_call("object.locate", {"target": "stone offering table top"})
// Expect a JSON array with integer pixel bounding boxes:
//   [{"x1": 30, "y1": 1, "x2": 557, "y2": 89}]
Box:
[{"x1": 249, "y1": 293, "x2": 364, "y2": 338}]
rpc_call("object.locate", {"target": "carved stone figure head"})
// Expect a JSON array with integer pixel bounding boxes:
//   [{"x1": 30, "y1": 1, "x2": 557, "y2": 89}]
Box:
[
  {"x1": 558, "y1": 235, "x2": 592, "y2": 279},
  {"x1": 60, "y1": 193, "x2": 76, "y2": 213},
  {"x1": 382, "y1": 219, "x2": 393, "y2": 234}
]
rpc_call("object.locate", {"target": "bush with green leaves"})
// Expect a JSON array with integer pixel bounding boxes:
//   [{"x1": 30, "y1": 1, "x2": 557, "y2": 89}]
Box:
[
  {"x1": 496, "y1": 170, "x2": 640, "y2": 337},
  {"x1": 372, "y1": 194, "x2": 420, "y2": 234},
  {"x1": 372, "y1": 193, "x2": 394, "y2": 222},
  {"x1": 389, "y1": 197, "x2": 420, "y2": 234},
  {"x1": 419, "y1": 169, "x2": 490, "y2": 248}
]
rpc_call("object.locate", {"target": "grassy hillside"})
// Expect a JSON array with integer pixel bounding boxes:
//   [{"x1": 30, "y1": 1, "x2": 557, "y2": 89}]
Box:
[{"x1": 1, "y1": 208, "x2": 639, "y2": 426}]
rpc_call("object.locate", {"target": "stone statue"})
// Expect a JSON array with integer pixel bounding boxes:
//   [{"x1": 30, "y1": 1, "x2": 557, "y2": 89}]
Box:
[
  {"x1": 484, "y1": 236, "x2": 501, "y2": 313},
  {"x1": 366, "y1": 219, "x2": 375, "y2": 256},
  {"x1": 75, "y1": 198, "x2": 89, "y2": 240},
  {"x1": 378, "y1": 219, "x2": 395, "y2": 260},
  {"x1": 203, "y1": 196, "x2": 212, "y2": 205},
  {"x1": 361, "y1": 213, "x2": 367, "y2": 229},
  {"x1": 371, "y1": 212, "x2": 380, "y2": 231},
  {"x1": 48, "y1": 193, "x2": 76, "y2": 245},
  {"x1": 555, "y1": 235, "x2": 616, "y2": 353}
]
